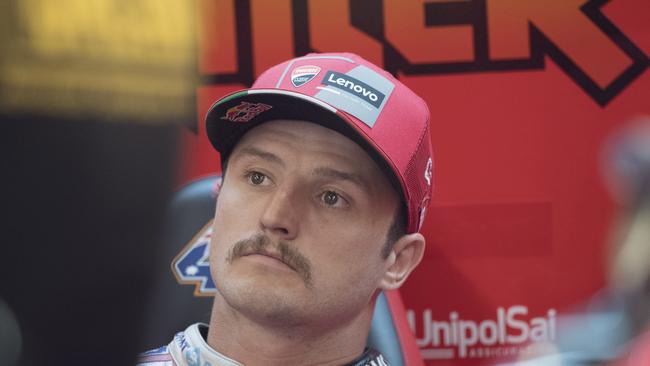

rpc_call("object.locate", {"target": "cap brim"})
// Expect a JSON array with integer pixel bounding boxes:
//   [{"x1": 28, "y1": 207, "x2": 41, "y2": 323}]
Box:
[{"x1": 205, "y1": 89, "x2": 404, "y2": 203}]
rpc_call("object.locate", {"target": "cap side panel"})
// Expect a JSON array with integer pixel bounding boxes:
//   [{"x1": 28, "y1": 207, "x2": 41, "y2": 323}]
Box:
[
  {"x1": 275, "y1": 59, "x2": 296, "y2": 88},
  {"x1": 403, "y1": 124, "x2": 433, "y2": 232}
]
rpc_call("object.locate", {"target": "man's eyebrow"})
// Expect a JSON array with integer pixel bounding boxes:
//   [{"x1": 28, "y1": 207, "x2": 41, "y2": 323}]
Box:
[
  {"x1": 312, "y1": 167, "x2": 368, "y2": 190},
  {"x1": 234, "y1": 147, "x2": 284, "y2": 166}
]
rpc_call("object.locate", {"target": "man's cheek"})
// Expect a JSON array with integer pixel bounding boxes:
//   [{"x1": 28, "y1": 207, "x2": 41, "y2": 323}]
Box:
[
  {"x1": 215, "y1": 186, "x2": 254, "y2": 224},
  {"x1": 220, "y1": 181, "x2": 268, "y2": 211}
]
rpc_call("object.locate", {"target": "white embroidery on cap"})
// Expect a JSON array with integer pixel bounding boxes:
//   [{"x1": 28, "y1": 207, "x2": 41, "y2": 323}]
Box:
[{"x1": 424, "y1": 157, "x2": 433, "y2": 186}]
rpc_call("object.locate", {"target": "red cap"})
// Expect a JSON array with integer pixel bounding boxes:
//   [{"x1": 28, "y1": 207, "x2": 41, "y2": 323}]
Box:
[{"x1": 205, "y1": 52, "x2": 433, "y2": 233}]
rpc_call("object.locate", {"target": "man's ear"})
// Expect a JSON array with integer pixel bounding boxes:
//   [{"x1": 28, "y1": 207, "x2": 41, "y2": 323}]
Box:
[{"x1": 379, "y1": 233, "x2": 426, "y2": 291}]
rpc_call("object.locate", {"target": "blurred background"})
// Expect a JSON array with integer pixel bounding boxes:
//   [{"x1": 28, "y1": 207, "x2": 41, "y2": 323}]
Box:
[
  {"x1": 0, "y1": 1, "x2": 194, "y2": 365},
  {"x1": 0, "y1": 1, "x2": 648, "y2": 365}
]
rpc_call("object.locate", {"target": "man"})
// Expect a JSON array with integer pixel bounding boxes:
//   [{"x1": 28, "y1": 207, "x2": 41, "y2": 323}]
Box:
[{"x1": 139, "y1": 52, "x2": 433, "y2": 366}]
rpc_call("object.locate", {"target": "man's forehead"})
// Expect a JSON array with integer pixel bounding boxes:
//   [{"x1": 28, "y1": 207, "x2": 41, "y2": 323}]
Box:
[{"x1": 230, "y1": 119, "x2": 390, "y2": 186}]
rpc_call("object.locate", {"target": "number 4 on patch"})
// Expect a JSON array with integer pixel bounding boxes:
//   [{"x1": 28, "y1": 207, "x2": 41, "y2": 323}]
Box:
[{"x1": 172, "y1": 221, "x2": 217, "y2": 296}]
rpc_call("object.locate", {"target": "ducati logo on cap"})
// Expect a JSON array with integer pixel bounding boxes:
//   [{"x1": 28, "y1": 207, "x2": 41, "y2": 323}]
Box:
[
  {"x1": 221, "y1": 101, "x2": 272, "y2": 123},
  {"x1": 291, "y1": 65, "x2": 321, "y2": 87}
]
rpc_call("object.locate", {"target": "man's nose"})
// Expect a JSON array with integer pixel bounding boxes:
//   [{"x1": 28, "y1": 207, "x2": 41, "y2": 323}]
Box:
[{"x1": 259, "y1": 186, "x2": 299, "y2": 240}]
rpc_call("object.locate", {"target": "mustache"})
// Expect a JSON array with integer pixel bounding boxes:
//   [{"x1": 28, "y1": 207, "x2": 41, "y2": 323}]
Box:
[{"x1": 226, "y1": 234, "x2": 312, "y2": 287}]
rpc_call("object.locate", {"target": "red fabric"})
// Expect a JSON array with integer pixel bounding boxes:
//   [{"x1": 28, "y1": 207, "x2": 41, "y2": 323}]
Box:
[{"x1": 385, "y1": 290, "x2": 426, "y2": 366}]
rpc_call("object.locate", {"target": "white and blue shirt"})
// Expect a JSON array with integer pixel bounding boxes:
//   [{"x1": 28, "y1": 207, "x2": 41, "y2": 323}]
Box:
[{"x1": 137, "y1": 323, "x2": 390, "y2": 366}]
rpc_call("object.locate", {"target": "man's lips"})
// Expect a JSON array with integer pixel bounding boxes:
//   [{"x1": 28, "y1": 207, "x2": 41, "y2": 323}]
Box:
[{"x1": 242, "y1": 250, "x2": 296, "y2": 271}]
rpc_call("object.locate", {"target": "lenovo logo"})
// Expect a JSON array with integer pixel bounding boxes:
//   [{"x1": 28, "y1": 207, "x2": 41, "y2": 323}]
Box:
[{"x1": 322, "y1": 71, "x2": 385, "y2": 108}]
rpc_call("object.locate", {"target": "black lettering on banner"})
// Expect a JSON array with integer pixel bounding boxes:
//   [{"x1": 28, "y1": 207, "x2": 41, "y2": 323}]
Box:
[{"x1": 201, "y1": 0, "x2": 648, "y2": 108}]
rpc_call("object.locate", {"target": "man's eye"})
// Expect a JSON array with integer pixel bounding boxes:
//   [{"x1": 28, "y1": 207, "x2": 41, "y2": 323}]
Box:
[
  {"x1": 247, "y1": 171, "x2": 267, "y2": 185},
  {"x1": 321, "y1": 191, "x2": 344, "y2": 207}
]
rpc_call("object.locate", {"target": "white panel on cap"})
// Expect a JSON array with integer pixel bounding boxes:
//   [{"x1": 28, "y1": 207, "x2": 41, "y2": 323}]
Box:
[{"x1": 314, "y1": 65, "x2": 395, "y2": 127}]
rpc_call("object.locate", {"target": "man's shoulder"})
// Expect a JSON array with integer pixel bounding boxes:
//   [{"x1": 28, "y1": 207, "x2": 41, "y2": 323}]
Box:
[
  {"x1": 135, "y1": 323, "x2": 200, "y2": 366},
  {"x1": 135, "y1": 323, "x2": 214, "y2": 366},
  {"x1": 136, "y1": 345, "x2": 176, "y2": 366}
]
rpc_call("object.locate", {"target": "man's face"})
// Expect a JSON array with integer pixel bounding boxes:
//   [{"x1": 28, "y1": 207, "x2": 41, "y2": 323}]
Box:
[{"x1": 209, "y1": 119, "x2": 401, "y2": 328}]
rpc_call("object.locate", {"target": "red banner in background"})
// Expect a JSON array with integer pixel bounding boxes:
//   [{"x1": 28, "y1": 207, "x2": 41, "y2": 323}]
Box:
[{"x1": 186, "y1": 1, "x2": 649, "y2": 364}]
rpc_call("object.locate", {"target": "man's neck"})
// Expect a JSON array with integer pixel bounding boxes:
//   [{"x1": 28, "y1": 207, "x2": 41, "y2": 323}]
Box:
[{"x1": 206, "y1": 297, "x2": 375, "y2": 366}]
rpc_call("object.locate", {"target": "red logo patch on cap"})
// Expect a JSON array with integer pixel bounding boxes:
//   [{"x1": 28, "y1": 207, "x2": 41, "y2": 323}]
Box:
[
  {"x1": 221, "y1": 102, "x2": 272, "y2": 123},
  {"x1": 291, "y1": 65, "x2": 321, "y2": 87}
]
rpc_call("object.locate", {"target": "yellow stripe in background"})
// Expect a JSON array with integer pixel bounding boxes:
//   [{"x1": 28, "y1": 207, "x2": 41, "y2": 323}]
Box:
[{"x1": 1, "y1": 0, "x2": 198, "y2": 124}]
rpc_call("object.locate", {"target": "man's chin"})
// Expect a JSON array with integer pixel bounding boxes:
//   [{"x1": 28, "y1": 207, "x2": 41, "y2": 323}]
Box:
[{"x1": 217, "y1": 278, "x2": 310, "y2": 327}]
